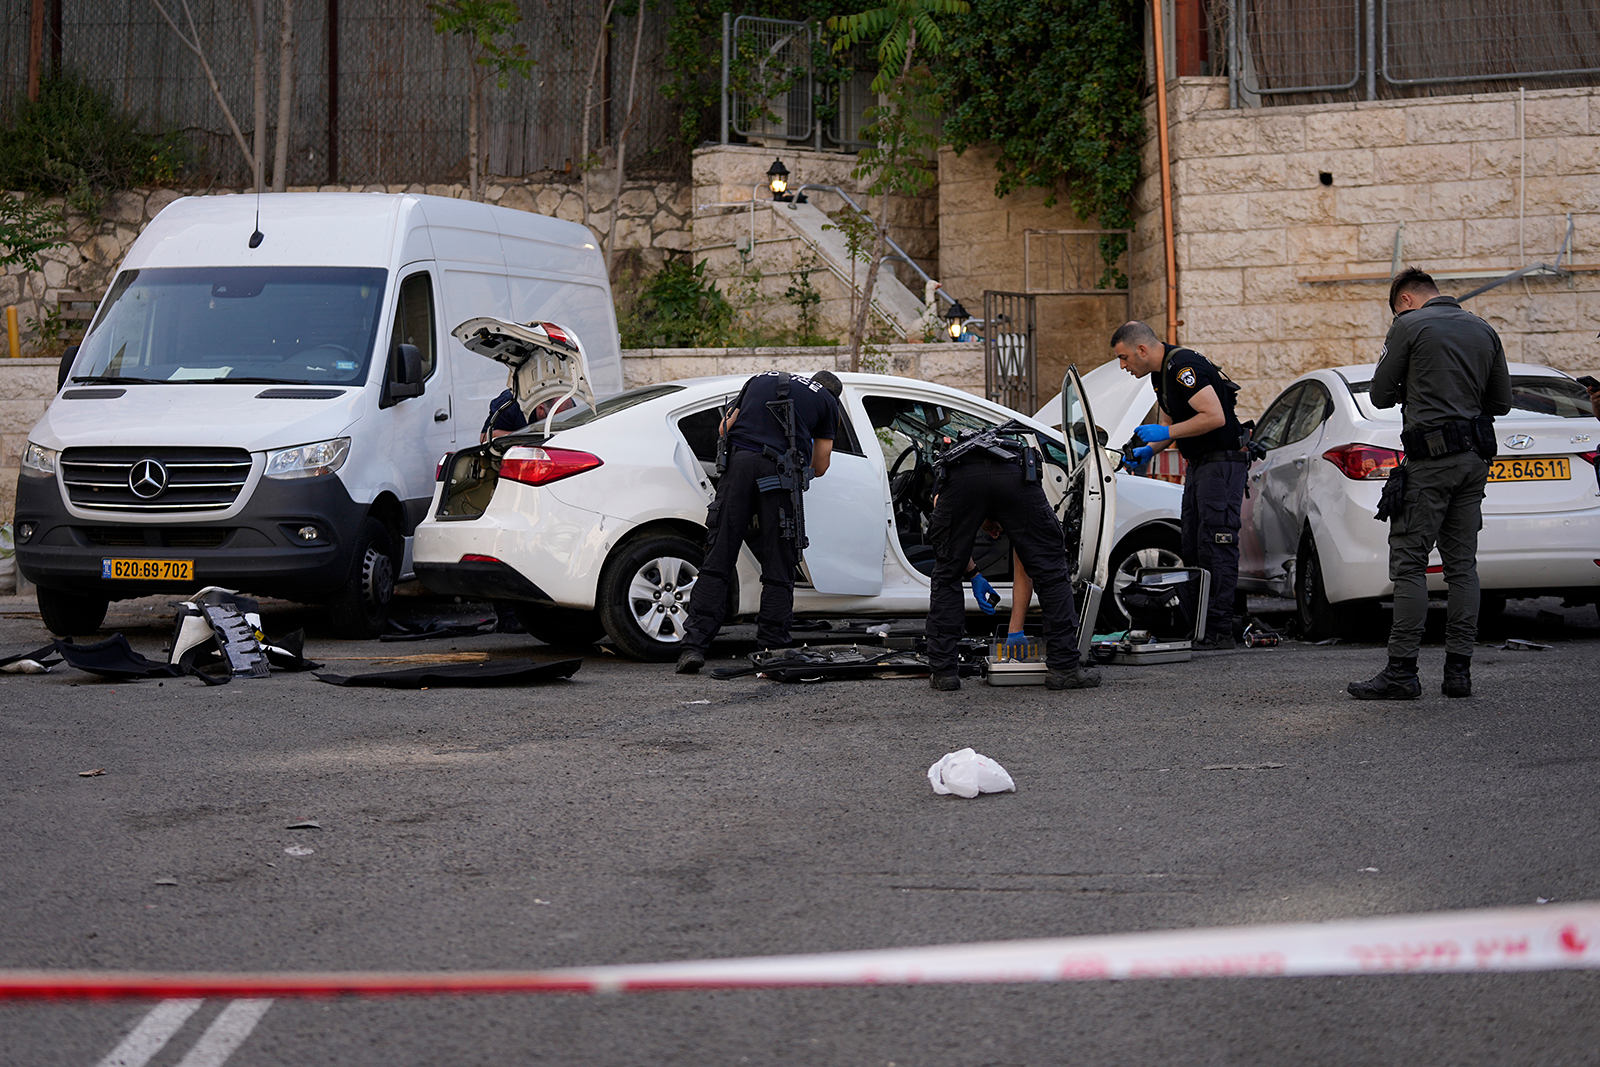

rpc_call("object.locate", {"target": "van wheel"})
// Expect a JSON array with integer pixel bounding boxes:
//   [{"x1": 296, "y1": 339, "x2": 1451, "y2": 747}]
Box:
[
  {"x1": 327, "y1": 518, "x2": 396, "y2": 639},
  {"x1": 514, "y1": 605, "x2": 606, "y2": 648},
  {"x1": 598, "y1": 533, "x2": 702, "y2": 662},
  {"x1": 37, "y1": 588, "x2": 109, "y2": 636},
  {"x1": 1296, "y1": 534, "x2": 1381, "y2": 641}
]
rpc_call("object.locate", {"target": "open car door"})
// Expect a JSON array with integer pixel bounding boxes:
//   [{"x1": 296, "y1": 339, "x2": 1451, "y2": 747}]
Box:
[
  {"x1": 1057, "y1": 366, "x2": 1116, "y2": 591},
  {"x1": 452, "y1": 317, "x2": 596, "y2": 434}
]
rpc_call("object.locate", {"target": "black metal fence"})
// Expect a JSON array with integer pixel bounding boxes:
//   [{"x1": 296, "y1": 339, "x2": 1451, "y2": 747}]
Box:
[
  {"x1": 1231, "y1": 0, "x2": 1600, "y2": 105},
  {"x1": 0, "y1": 0, "x2": 683, "y2": 187}
]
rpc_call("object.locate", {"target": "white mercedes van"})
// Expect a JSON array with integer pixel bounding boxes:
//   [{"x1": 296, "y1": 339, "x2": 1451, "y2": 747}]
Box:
[{"x1": 13, "y1": 192, "x2": 621, "y2": 637}]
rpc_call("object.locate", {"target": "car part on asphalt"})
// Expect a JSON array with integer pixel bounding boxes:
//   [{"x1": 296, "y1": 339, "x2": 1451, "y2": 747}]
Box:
[
  {"x1": 314, "y1": 657, "x2": 581, "y2": 688},
  {"x1": 379, "y1": 615, "x2": 497, "y2": 642},
  {"x1": 54, "y1": 634, "x2": 228, "y2": 684}
]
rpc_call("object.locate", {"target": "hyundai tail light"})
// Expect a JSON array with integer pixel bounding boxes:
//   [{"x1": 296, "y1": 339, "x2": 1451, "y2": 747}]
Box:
[
  {"x1": 499, "y1": 446, "x2": 603, "y2": 486},
  {"x1": 1323, "y1": 443, "x2": 1402, "y2": 480}
]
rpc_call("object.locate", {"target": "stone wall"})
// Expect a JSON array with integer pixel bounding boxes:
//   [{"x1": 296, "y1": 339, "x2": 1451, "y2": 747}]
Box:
[
  {"x1": 0, "y1": 175, "x2": 692, "y2": 354},
  {"x1": 937, "y1": 144, "x2": 1132, "y2": 398},
  {"x1": 691, "y1": 145, "x2": 940, "y2": 344},
  {"x1": 1132, "y1": 77, "x2": 1600, "y2": 417},
  {"x1": 0, "y1": 357, "x2": 60, "y2": 525}
]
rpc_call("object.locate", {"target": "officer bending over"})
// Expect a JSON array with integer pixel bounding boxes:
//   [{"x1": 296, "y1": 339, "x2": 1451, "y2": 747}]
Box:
[
  {"x1": 675, "y1": 370, "x2": 842, "y2": 674},
  {"x1": 1110, "y1": 320, "x2": 1248, "y2": 649},
  {"x1": 924, "y1": 423, "x2": 1100, "y2": 692},
  {"x1": 1349, "y1": 267, "x2": 1511, "y2": 700}
]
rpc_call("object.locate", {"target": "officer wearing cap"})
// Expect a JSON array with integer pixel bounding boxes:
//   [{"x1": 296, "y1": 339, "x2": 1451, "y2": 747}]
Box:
[
  {"x1": 1110, "y1": 320, "x2": 1247, "y2": 649},
  {"x1": 1348, "y1": 267, "x2": 1511, "y2": 701},
  {"x1": 923, "y1": 422, "x2": 1101, "y2": 692},
  {"x1": 675, "y1": 369, "x2": 842, "y2": 673}
]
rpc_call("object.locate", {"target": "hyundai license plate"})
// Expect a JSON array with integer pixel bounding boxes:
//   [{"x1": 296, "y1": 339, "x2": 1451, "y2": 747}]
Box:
[
  {"x1": 102, "y1": 558, "x2": 194, "y2": 581},
  {"x1": 1488, "y1": 457, "x2": 1570, "y2": 482}
]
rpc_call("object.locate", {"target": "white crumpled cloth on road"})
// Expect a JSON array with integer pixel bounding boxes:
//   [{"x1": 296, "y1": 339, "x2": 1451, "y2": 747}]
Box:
[{"x1": 927, "y1": 748, "x2": 1016, "y2": 798}]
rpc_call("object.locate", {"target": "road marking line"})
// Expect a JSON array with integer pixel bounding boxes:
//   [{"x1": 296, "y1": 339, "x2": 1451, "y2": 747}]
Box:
[
  {"x1": 170, "y1": 1000, "x2": 274, "y2": 1067},
  {"x1": 93, "y1": 998, "x2": 202, "y2": 1067}
]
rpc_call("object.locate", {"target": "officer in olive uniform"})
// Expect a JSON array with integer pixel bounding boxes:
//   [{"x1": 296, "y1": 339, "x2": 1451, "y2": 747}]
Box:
[
  {"x1": 675, "y1": 370, "x2": 842, "y2": 674},
  {"x1": 1349, "y1": 268, "x2": 1511, "y2": 700},
  {"x1": 923, "y1": 422, "x2": 1101, "y2": 691},
  {"x1": 1110, "y1": 320, "x2": 1248, "y2": 648}
]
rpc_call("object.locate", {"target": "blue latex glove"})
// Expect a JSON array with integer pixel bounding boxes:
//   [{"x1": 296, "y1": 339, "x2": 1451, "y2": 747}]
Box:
[
  {"x1": 1122, "y1": 445, "x2": 1154, "y2": 470},
  {"x1": 970, "y1": 572, "x2": 999, "y2": 614},
  {"x1": 1134, "y1": 423, "x2": 1171, "y2": 444},
  {"x1": 1005, "y1": 631, "x2": 1028, "y2": 647}
]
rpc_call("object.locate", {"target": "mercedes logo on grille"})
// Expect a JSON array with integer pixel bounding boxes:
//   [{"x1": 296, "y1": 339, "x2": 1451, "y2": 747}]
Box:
[
  {"x1": 1504, "y1": 433, "x2": 1535, "y2": 451},
  {"x1": 128, "y1": 458, "x2": 169, "y2": 498}
]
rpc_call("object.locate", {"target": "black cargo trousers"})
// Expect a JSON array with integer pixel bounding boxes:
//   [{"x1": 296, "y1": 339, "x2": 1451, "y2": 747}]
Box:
[
  {"x1": 924, "y1": 457, "x2": 1081, "y2": 676},
  {"x1": 1180, "y1": 452, "x2": 1247, "y2": 637},
  {"x1": 681, "y1": 448, "x2": 800, "y2": 653}
]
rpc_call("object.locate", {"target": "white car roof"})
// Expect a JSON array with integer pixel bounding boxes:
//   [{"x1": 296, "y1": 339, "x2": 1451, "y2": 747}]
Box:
[{"x1": 1329, "y1": 361, "x2": 1572, "y2": 385}]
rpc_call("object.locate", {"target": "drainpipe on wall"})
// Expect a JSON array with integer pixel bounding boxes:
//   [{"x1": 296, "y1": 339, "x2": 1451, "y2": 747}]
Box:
[{"x1": 1150, "y1": 0, "x2": 1178, "y2": 345}]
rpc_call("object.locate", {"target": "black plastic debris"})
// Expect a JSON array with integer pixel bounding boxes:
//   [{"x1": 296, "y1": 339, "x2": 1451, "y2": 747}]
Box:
[
  {"x1": 380, "y1": 615, "x2": 497, "y2": 642},
  {"x1": 314, "y1": 657, "x2": 581, "y2": 688},
  {"x1": 54, "y1": 635, "x2": 228, "y2": 685},
  {"x1": 710, "y1": 644, "x2": 966, "y2": 683},
  {"x1": 1, "y1": 642, "x2": 62, "y2": 673}
]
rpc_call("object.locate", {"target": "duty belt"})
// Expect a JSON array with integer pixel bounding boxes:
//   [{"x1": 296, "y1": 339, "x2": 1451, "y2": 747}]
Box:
[
  {"x1": 1400, "y1": 419, "x2": 1478, "y2": 461},
  {"x1": 1188, "y1": 449, "x2": 1248, "y2": 467}
]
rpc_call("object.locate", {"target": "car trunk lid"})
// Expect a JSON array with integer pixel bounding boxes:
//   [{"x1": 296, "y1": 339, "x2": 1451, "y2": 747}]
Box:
[{"x1": 452, "y1": 317, "x2": 597, "y2": 434}]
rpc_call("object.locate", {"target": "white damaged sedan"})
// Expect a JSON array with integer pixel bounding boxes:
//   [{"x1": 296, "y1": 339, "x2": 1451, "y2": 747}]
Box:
[{"x1": 414, "y1": 319, "x2": 1183, "y2": 660}]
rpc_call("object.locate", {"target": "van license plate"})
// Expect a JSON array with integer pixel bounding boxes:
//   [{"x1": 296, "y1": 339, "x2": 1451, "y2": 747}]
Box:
[
  {"x1": 1488, "y1": 457, "x2": 1570, "y2": 482},
  {"x1": 102, "y1": 558, "x2": 194, "y2": 581}
]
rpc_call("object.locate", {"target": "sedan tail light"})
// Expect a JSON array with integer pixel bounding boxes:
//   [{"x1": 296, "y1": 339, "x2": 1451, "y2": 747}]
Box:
[
  {"x1": 499, "y1": 446, "x2": 603, "y2": 486},
  {"x1": 1579, "y1": 450, "x2": 1598, "y2": 467},
  {"x1": 1323, "y1": 443, "x2": 1403, "y2": 480}
]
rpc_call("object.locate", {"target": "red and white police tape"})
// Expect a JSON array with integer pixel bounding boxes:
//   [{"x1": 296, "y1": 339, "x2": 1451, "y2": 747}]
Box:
[{"x1": 3, "y1": 902, "x2": 1595, "y2": 1000}]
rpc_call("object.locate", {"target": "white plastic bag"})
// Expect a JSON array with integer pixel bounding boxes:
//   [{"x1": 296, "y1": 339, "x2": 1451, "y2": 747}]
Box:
[{"x1": 927, "y1": 748, "x2": 1016, "y2": 798}]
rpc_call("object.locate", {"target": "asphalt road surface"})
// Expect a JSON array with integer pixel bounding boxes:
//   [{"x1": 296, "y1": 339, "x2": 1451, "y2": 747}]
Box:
[{"x1": 1, "y1": 590, "x2": 1597, "y2": 1066}]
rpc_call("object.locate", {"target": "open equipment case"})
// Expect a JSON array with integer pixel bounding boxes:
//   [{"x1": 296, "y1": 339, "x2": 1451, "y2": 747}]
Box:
[{"x1": 1100, "y1": 566, "x2": 1210, "y2": 664}]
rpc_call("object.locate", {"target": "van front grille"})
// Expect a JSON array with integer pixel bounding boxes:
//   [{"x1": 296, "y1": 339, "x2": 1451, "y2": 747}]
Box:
[
  {"x1": 81, "y1": 527, "x2": 231, "y2": 548},
  {"x1": 61, "y1": 447, "x2": 253, "y2": 513}
]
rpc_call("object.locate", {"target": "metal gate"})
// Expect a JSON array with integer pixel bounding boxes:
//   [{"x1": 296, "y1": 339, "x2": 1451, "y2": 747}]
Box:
[{"x1": 982, "y1": 292, "x2": 1037, "y2": 415}]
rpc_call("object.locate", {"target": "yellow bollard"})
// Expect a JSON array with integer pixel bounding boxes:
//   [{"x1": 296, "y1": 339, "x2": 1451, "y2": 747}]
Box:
[{"x1": 5, "y1": 306, "x2": 18, "y2": 359}]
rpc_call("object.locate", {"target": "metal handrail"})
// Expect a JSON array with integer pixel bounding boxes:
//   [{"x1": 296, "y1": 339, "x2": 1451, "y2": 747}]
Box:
[{"x1": 793, "y1": 183, "x2": 953, "y2": 307}]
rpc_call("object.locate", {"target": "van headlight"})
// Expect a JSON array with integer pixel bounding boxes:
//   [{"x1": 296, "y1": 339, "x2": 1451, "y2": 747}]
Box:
[
  {"x1": 264, "y1": 437, "x2": 350, "y2": 480},
  {"x1": 20, "y1": 442, "x2": 58, "y2": 477}
]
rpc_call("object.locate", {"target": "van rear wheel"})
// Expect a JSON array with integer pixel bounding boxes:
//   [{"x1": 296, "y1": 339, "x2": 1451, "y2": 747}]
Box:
[
  {"x1": 36, "y1": 588, "x2": 109, "y2": 637},
  {"x1": 327, "y1": 518, "x2": 396, "y2": 639}
]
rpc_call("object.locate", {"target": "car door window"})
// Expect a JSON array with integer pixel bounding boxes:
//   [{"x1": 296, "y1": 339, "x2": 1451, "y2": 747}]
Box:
[
  {"x1": 388, "y1": 271, "x2": 437, "y2": 381},
  {"x1": 1283, "y1": 381, "x2": 1332, "y2": 446},
  {"x1": 1252, "y1": 384, "x2": 1304, "y2": 452}
]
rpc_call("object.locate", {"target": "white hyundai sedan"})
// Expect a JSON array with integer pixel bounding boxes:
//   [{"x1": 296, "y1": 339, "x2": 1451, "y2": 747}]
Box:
[
  {"x1": 413, "y1": 319, "x2": 1183, "y2": 660},
  {"x1": 1239, "y1": 361, "x2": 1600, "y2": 638}
]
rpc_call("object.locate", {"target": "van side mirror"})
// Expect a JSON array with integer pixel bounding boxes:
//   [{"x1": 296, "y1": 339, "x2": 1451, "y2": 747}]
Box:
[
  {"x1": 57, "y1": 345, "x2": 80, "y2": 391},
  {"x1": 382, "y1": 343, "x2": 424, "y2": 406}
]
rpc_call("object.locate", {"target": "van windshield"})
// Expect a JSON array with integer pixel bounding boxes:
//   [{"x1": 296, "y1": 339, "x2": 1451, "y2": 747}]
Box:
[{"x1": 71, "y1": 266, "x2": 388, "y2": 385}]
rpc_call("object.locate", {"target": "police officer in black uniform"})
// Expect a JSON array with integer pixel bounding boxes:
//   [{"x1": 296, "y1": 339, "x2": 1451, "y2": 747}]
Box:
[
  {"x1": 675, "y1": 370, "x2": 842, "y2": 673},
  {"x1": 1348, "y1": 267, "x2": 1511, "y2": 700},
  {"x1": 1110, "y1": 320, "x2": 1248, "y2": 648},
  {"x1": 923, "y1": 422, "x2": 1101, "y2": 691}
]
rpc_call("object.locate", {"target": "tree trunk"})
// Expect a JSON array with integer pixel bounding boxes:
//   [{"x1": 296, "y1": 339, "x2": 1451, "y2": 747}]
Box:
[
  {"x1": 150, "y1": 0, "x2": 256, "y2": 178},
  {"x1": 251, "y1": 0, "x2": 266, "y2": 193},
  {"x1": 605, "y1": 5, "x2": 645, "y2": 274},
  {"x1": 469, "y1": 64, "x2": 481, "y2": 200},
  {"x1": 847, "y1": 220, "x2": 888, "y2": 372},
  {"x1": 271, "y1": 0, "x2": 295, "y2": 193},
  {"x1": 579, "y1": 1, "x2": 615, "y2": 237}
]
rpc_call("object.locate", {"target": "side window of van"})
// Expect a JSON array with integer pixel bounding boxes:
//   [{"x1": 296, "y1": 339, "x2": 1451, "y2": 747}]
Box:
[{"x1": 390, "y1": 272, "x2": 437, "y2": 380}]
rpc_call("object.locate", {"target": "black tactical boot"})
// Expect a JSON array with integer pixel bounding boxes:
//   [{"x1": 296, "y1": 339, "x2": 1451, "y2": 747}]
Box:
[
  {"x1": 675, "y1": 649, "x2": 705, "y2": 674},
  {"x1": 1045, "y1": 666, "x2": 1102, "y2": 690},
  {"x1": 1442, "y1": 652, "x2": 1472, "y2": 698},
  {"x1": 1348, "y1": 656, "x2": 1421, "y2": 700},
  {"x1": 929, "y1": 672, "x2": 961, "y2": 691}
]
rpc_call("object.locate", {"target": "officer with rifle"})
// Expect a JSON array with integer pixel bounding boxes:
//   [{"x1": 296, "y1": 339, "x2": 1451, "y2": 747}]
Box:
[
  {"x1": 923, "y1": 420, "x2": 1101, "y2": 692},
  {"x1": 675, "y1": 370, "x2": 843, "y2": 674}
]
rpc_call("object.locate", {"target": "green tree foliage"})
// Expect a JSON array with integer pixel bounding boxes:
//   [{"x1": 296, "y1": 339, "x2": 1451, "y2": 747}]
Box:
[
  {"x1": 827, "y1": 0, "x2": 966, "y2": 364},
  {"x1": 0, "y1": 195, "x2": 66, "y2": 271},
  {"x1": 429, "y1": 0, "x2": 534, "y2": 198},
  {"x1": 620, "y1": 258, "x2": 735, "y2": 348},
  {"x1": 938, "y1": 0, "x2": 1145, "y2": 280},
  {"x1": 0, "y1": 72, "x2": 187, "y2": 215}
]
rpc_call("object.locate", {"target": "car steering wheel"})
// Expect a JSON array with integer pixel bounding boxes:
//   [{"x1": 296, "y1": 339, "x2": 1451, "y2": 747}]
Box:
[{"x1": 888, "y1": 445, "x2": 934, "y2": 532}]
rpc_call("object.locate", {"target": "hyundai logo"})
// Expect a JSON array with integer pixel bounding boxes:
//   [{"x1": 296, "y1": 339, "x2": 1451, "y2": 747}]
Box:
[
  {"x1": 1504, "y1": 433, "x2": 1535, "y2": 451},
  {"x1": 128, "y1": 458, "x2": 169, "y2": 498}
]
